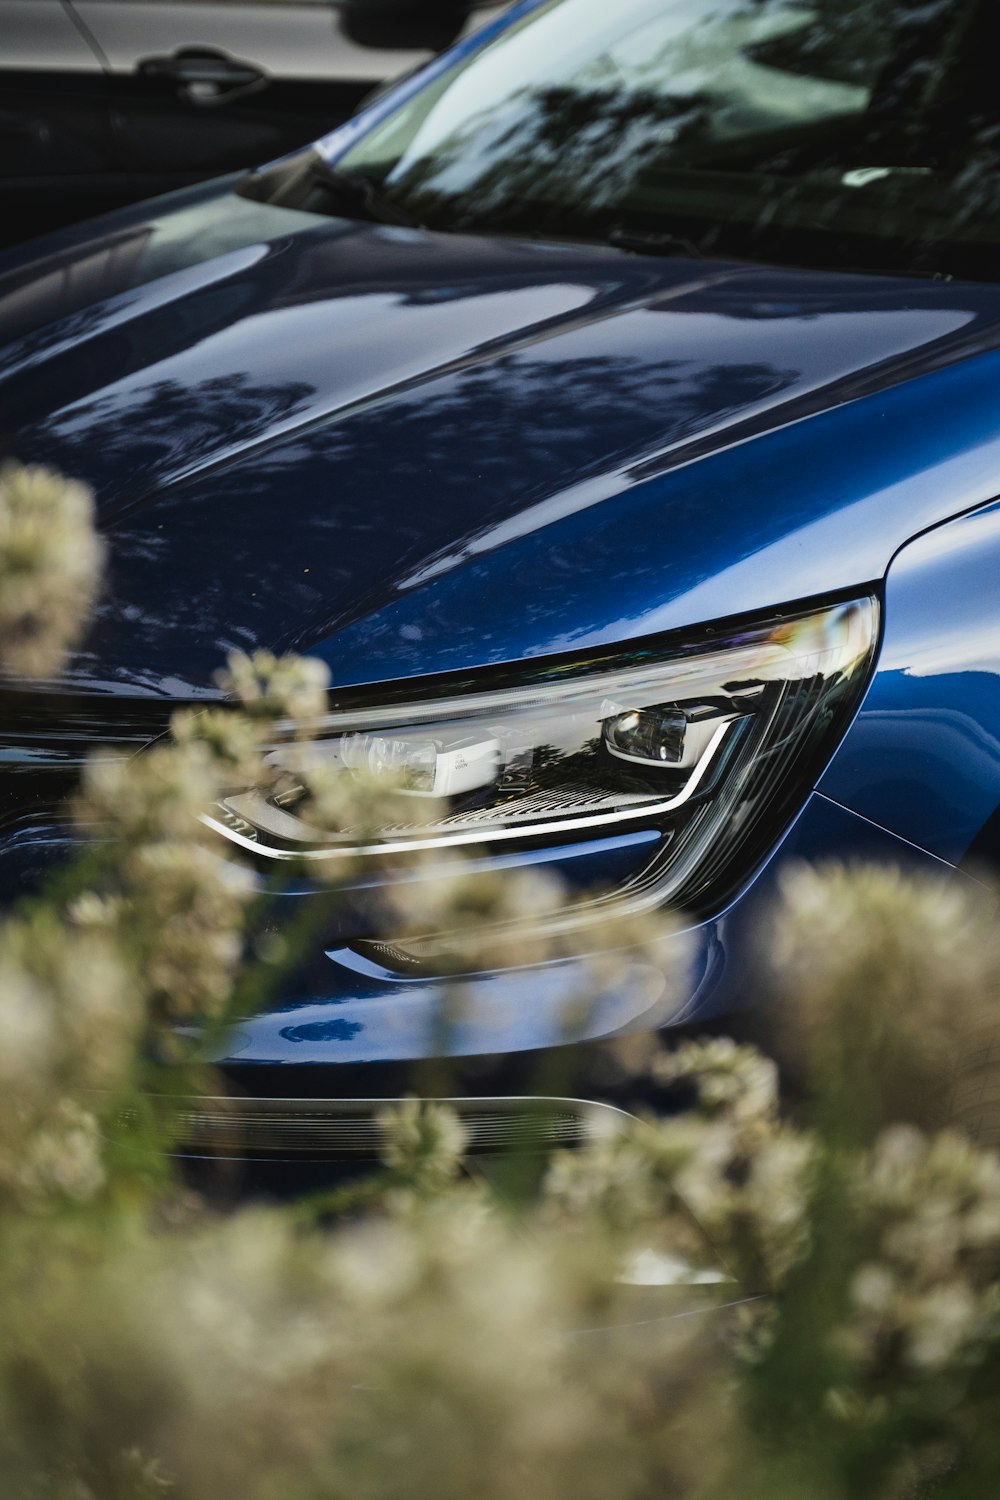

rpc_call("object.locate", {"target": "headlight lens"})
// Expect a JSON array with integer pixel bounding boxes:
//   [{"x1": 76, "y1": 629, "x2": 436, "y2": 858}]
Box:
[{"x1": 205, "y1": 597, "x2": 877, "y2": 914}]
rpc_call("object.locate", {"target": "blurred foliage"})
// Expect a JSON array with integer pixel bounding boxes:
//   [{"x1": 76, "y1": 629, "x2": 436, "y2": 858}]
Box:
[
  {"x1": 2, "y1": 463, "x2": 1000, "y2": 1499},
  {"x1": 0, "y1": 463, "x2": 104, "y2": 678}
]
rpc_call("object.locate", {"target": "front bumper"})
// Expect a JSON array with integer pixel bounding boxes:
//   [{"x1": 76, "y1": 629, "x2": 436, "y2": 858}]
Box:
[
  {"x1": 1, "y1": 753, "x2": 962, "y2": 1169},
  {"x1": 215, "y1": 792, "x2": 959, "y2": 1101}
]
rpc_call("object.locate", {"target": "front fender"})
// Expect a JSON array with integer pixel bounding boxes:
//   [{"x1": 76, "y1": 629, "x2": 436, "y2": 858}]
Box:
[{"x1": 819, "y1": 496, "x2": 1000, "y2": 867}]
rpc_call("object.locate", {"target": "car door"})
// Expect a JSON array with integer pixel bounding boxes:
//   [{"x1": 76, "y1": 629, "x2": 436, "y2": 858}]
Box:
[
  {"x1": 0, "y1": 0, "x2": 119, "y2": 244},
  {"x1": 68, "y1": 0, "x2": 494, "y2": 202}
]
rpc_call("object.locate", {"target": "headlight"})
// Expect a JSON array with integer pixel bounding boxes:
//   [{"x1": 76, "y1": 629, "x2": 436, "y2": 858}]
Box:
[{"x1": 205, "y1": 597, "x2": 877, "y2": 915}]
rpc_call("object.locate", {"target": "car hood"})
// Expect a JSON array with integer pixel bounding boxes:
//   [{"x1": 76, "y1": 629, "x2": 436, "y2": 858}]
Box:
[{"x1": 5, "y1": 185, "x2": 1000, "y2": 699}]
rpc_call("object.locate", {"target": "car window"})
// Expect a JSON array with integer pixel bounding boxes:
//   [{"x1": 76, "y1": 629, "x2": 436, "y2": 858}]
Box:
[{"x1": 326, "y1": 0, "x2": 1000, "y2": 282}]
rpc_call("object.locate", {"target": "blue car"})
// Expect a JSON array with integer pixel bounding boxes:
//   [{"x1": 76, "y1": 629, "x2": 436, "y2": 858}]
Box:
[{"x1": 3, "y1": 0, "x2": 1000, "y2": 1160}]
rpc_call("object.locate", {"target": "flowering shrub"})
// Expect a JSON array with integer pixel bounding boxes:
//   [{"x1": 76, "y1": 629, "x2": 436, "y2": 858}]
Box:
[
  {"x1": 1, "y1": 463, "x2": 1000, "y2": 1497},
  {"x1": 0, "y1": 462, "x2": 104, "y2": 677}
]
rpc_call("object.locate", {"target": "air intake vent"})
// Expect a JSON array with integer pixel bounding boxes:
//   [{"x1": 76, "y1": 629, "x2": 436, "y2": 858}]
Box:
[{"x1": 124, "y1": 1094, "x2": 634, "y2": 1160}]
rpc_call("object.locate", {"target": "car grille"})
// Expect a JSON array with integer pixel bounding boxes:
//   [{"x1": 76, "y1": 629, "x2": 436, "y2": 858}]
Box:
[{"x1": 118, "y1": 1094, "x2": 633, "y2": 1160}]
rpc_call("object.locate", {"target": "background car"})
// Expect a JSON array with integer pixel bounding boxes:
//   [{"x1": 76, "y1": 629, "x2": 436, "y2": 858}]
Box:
[
  {"x1": 0, "y1": 0, "x2": 506, "y2": 245},
  {"x1": 3, "y1": 0, "x2": 1000, "y2": 1167}
]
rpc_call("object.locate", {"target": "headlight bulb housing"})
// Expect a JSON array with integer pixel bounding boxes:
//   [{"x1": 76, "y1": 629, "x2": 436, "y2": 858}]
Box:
[{"x1": 206, "y1": 596, "x2": 878, "y2": 920}]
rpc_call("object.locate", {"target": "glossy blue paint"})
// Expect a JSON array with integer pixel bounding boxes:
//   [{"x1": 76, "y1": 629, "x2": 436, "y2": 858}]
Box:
[
  {"x1": 5, "y1": 193, "x2": 1000, "y2": 695},
  {"x1": 315, "y1": 340, "x2": 1000, "y2": 686},
  {"x1": 819, "y1": 499, "x2": 1000, "y2": 867}
]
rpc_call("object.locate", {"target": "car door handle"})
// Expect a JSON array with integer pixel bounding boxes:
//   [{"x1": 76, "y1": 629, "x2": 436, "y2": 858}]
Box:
[{"x1": 137, "y1": 48, "x2": 268, "y2": 107}]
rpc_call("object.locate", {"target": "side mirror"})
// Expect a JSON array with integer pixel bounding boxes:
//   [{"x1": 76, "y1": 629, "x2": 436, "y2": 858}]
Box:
[{"x1": 340, "y1": 0, "x2": 474, "y2": 52}]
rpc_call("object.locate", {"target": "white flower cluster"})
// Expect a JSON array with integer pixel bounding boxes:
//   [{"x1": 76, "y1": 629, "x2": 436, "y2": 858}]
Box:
[
  {"x1": 842, "y1": 1125, "x2": 1000, "y2": 1379},
  {"x1": 18, "y1": 1190, "x2": 723, "y2": 1500},
  {"x1": 0, "y1": 912, "x2": 136, "y2": 1204},
  {"x1": 75, "y1": 742, "x2": 256, "y2": 1031},
  {"x1": 0, "y1": 462, "x2": 105, "y2": 677},
  {"x1": 769, "y1": 861, "x2": 1000, "y2": 1137},
  {"x1": 545, "y1": 1037, "x2": 816, "y2": 1291},
  {"x1": 215, "y1": 648, "x2": 331, "y2": 725},
  {"x1": 378, "y1": 1096, "x2": 469, "y2": 1195}
]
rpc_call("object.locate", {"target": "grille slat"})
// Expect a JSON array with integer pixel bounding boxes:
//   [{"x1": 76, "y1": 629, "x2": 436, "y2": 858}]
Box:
[{"x1": 120, "y1": 1095, "x2": 633, "y2": 1159}]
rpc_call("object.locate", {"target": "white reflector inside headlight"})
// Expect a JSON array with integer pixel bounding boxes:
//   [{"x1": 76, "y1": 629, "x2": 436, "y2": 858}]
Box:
[{"x1": 205, "y1": 598, "x2": 877, "y2": 912}]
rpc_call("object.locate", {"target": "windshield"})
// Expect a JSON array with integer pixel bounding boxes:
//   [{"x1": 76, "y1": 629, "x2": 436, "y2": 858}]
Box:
[{"x1": 312, "y1": 0, "x2": 1000, "y2": 280}]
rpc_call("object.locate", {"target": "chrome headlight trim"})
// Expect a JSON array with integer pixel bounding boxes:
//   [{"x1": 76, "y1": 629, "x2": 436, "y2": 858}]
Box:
[{"x1": 204, "y1": 596, "x2": 879, "y2": 910}]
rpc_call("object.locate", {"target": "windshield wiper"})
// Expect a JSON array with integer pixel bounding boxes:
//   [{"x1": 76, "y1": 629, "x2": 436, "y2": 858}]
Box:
[
  {"x1": 607, "y1": 225, "x2": 704, "y2": 259},
  {"x1": 308, "y1": 157, "x2": 424, "y2": 230}
]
